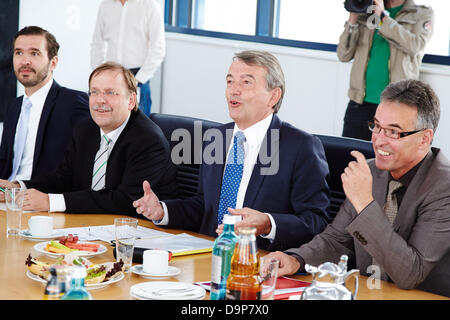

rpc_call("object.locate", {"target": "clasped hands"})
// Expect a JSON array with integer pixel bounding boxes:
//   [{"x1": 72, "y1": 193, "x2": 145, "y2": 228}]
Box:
[
  {"x1": 133, "y1": 180, "x2": 272, "y2": 236},
  {"x1": 0, "y1": 179, "x2": 50, "y2": 211}
]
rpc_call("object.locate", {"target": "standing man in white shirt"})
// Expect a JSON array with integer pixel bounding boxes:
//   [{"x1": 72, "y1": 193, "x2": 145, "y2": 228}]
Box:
[
  {"x1": 0, "y1": 26, "x2": 90, "y2": 181},
  {"x1": 90, "y1": 0, "x2": 166, "y2": 116}
]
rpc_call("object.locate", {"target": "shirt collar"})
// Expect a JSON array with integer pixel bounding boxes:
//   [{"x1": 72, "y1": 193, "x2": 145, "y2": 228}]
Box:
[
  {"x1": 100, "y1": 113, "x2": 131, "y2": 145},
  {"x1": 389, "y1": 151, "x2": 429, "y2": 188},
  {"x1": 25, "y1": 78, "x2": 53, "y2": 106},
  {"x1": 232, "y1": 114, "x2": 273, "y2": 148}
]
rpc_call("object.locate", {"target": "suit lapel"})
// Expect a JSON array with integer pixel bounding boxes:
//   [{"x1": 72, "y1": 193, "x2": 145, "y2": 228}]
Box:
[
  {"x1": 32, "y1": 81, "x2": 60, "y2": 174},
  {"x1": 243, "y1": 115, "x2": 281, "y2": 208},
  {"x1": 83, "y1": 123, "x2": 101, "y2": 188},
  {"x1": 371, "y1": 162, "x2": 389, "y2": 211},
  {"x1": 393, "y1": 151, "x2": 434, "y2": 235}
]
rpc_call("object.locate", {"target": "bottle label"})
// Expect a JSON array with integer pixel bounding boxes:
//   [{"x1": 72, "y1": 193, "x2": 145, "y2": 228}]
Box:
[
  {"x1": 43, "y1": 284, "x2": 63, "y2": 300},
  {"x1": 210, "y1": 254, "x2": 222, "y2": 288}
]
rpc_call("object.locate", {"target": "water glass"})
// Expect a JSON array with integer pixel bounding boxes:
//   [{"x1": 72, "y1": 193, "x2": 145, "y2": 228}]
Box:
[
  {"x1": 114, "y1": 217, "x2": 138, "y2": 272},
  {"x1": 260, "y1": 256, "x2": 279, "y2": 300},
  {"x1": 5, "y1": 188, "x2": 25, "y2": 236}
]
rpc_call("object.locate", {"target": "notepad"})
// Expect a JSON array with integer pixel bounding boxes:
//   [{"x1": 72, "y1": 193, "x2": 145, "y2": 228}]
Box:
[{"x1": 134, "y1": 233, "x2": 214, "y2": 256}]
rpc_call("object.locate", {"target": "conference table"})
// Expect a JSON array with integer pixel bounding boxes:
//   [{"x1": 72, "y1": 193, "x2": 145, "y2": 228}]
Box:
[{"x1": 0, "y1": 211, "x2": 448, "y2": 301}]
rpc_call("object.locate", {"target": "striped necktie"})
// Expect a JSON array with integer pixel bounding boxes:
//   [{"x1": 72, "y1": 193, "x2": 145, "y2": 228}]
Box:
[
  {"x1": 9, "y1": 98, "x2": 32, "y2": 181},
  {"x1": 217, "y1": 131, "x2": 246, "y2": 225},
  {"x1": 92, "y1": 134, "x2": 111, "y2": 190}
]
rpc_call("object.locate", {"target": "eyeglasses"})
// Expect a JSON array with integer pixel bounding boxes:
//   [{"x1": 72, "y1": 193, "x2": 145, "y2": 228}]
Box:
[
  {"x1": 368, "y1": 121, "x2": 424, "y2": 139},
  {"x1": 88, "y1": 90, "x2": 120, "y2": 98}
]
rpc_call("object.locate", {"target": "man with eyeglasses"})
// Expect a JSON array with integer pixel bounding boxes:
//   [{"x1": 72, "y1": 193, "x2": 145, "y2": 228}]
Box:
[
  {"x1": 265, "y1": 79, "x2": 450, "y2": 297},
  {"x1": 0, "y1": 62, "x2": 178, "y2": 215}
]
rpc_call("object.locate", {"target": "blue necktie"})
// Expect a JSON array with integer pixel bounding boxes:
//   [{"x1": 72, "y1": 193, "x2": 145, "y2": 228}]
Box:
[
  {"x1": 9, "y1": 98, "x2": 32, "y2": 181},
  {"x1": 217, "y1": 131, "x2": 246, "y2": 225}
]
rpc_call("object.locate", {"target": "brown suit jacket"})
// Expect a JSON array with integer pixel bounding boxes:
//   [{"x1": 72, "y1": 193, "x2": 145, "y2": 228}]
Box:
[{"x1": 286, "y1": 148, "x2": 450, "y2": 297}]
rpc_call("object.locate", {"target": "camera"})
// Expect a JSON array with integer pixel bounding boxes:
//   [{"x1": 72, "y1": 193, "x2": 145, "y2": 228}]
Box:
[{"x1": 344, "y1": 0, "x2": 373, "y2": 13}]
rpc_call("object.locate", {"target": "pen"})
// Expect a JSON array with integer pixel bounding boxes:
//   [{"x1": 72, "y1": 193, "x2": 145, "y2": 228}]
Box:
[{"x1": 0, "y1": 187, "x2": 5, "y2": 193}]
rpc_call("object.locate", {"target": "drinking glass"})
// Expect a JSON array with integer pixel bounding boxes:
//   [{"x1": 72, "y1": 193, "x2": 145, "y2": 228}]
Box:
[
  {"x1": 260, "y1": 256, "x2": 279, "y2": 300},
  {"x1": 114, "y1": 218, "x2": 138, "y2": 272},
  {"x1": 5, "y1": 188, "x2": 25, "y2": 236}
]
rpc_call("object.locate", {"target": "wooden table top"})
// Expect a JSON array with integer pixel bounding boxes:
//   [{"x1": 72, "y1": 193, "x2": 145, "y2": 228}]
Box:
[{"x1": 0, "y1": 211, "x2": 447, "y2": 300}]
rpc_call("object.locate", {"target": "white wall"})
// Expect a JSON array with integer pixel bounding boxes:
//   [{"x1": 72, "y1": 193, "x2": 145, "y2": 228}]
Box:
[
  {"x1": 5, "y1": 2, "x2": 449, "y2": 160},
  {"x1": 161, "y1": 32, "x2": 450, "y2": 159},
  {"x1": 16, "y1": 0, "x2": 164, "y2": 112}
]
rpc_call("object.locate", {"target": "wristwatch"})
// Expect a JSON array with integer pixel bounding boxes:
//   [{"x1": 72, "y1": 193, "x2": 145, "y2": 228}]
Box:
[{"x1": 380, "y1": 10, "x2": 390, "y2": 22}]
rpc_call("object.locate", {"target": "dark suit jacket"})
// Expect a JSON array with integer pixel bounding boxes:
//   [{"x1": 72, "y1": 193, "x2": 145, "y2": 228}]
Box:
[
  {"x1": 24, "y1": 109, "x2": 178, "y2": 216},
  {"x1": 287, "y1": 148, "x2": 450, "y2": 297},
  {"x1": 0, "y1": 80, "x2": 90, "y2": 179},
  {"x1": 164, "y1": 115, "x2": 331, "y2": 251}
]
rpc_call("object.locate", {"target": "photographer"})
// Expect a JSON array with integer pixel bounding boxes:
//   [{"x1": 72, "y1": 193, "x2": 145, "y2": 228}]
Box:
[{"x1": 338, "y1": 0, "x2": 434, "y2": 141}]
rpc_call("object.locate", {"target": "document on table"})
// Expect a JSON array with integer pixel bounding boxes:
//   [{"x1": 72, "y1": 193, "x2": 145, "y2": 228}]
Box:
[
  {"x1": 55, "y1": 225, "x2": 172, "y2": 243},
  {"x1": 134, "y1": 233, "x2": 214, "y2": 256}
]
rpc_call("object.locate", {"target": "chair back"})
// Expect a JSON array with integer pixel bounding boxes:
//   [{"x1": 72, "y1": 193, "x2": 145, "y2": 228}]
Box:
[
  {"x1": 150, "y1": 113, "x2": 223, "y2": 199},
  {"x1": 314, "y1": 135, "x2": 375, "y2": 216}
]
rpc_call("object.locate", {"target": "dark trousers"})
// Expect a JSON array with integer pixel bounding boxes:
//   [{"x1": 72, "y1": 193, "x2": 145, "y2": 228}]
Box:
[{"x1": 342, "y1": 100, "x2": 378, "y2": 141}]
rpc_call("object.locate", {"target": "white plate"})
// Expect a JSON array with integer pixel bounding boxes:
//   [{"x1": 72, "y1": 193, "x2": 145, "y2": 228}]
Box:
[
  {"x1": 131, "y1": 265, "x2": 180, "y2": 279},
  {"x1": 33, "y1": 241, "x2": 107, "y2": 258},
  {"x1": 130, "y1": 281, "x2": 206, "y2": 300},
  {"x1": 26, "y1": 270, "x2": 124, "y2": 290},
  {"x1": 20, "y1": 229, "x2": 64, "y2": 241}
]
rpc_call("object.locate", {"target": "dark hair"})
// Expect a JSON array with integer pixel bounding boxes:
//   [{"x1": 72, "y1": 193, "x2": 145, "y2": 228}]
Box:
[
  {"x1": 89, "y1": 61, "x2": 138, "y2": 111},
  {"x1": 14, "y1": 26, "x2": 60, "y2": 60},
  {"x1": 380, "y1": 79, "x2": 440, "y2": 133},
  {"x1": 233, "y1": 50, "x2": 285, "y2": 113}
]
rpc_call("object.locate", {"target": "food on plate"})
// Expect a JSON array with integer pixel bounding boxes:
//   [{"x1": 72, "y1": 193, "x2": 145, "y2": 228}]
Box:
[
  {"x1": 104, "y1": 260, "x2": 125, "y2": 281},
  {"x1": 58, "y1": 234, "x2": 101, "y2": 252},
  {"x1": 25, "y1": 254, "x2": 51, "y2": 280},
  {"x1": 85, "y1": 265, "x2": 106, "y2": 284},
  {"x1": 25, "y1": 253, "x2": 125, "y2": 284},
  {"x1": 59, "y1": 234, "x2": 79, "y2": 245},
  {"x1": 58, "y1": 253, "x2": 94, "y2": 269},
  {"x1": 44, "y1": 236, "x2": 102, "y2": 254},
  {"x1": 46, "y1": 241, "x2": 74, "y2": 254}
]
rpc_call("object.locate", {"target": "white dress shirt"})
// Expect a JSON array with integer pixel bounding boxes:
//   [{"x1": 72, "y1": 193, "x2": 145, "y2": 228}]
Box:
[
  {"x1": 90, "y1": 0, "x2": 166, "y2": 84},
  {"x1": 157, "y1": 114, "x2": 277, "y2": 241},
  {"x1": 14, "y1": 79, "x2": 53, "y2": 181},
  {"x1": 45, "y1": 114, "x2": 131, "y2": 212}
]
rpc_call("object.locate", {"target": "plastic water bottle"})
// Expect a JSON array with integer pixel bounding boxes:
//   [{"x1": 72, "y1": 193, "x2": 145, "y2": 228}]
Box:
[
  {"x1": 61, "y1": 266, "x2": 93, "y2": 300},
  {"x1": 210, "y1": 214, "x2": 240, "y2": 300}
]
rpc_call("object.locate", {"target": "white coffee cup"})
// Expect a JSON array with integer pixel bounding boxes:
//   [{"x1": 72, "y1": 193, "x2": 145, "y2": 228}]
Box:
[
  {"x1": 143, "y1": 249, "x2": 169, "y2": 274},
  {"x1": 28, "y1": 216, "x2": 54, "y2": 237}
]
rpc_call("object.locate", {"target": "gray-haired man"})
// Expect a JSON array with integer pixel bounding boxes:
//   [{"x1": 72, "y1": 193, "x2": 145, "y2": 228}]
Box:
[
  {"x1": 266, "y1": 79, "x2": 450, "y2": 297},
  {"x1": 133, "y1": 50, "x2": 332, "y2": 252}
]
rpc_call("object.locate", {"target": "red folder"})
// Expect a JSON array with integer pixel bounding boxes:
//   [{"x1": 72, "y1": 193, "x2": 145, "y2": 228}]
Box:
[{"x1": 273, "y1": 276, "x2": 310, "y2": 300}]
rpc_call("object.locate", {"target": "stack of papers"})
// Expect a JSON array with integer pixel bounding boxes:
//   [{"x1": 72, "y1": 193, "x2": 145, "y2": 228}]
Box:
[
  {"x1": 134, "y1": 233, "x2": 214, "y2": 256},
  {"x1": 55, "y1": 225, "x2": 171, "y2": 243}
]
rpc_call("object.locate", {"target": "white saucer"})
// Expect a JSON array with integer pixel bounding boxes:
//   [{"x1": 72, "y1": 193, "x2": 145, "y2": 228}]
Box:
[
  {"x1": 20, "y1": 229, "x2": 63, "y2": 241},
  {"x1": 130, "y1": 281, "x2": 205, "y2": 300},
  {"x1": 131, "y1": 265, "x2": 180, "y2": 279}
]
